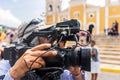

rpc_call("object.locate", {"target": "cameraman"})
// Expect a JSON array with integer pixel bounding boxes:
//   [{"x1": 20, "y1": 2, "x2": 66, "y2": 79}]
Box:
[
  {"x1": 1, "y1": 20, "x2": 57, "y2": 80},
  {"x1": 2, "y1": 19, "x2": 83, "y2": 80}
]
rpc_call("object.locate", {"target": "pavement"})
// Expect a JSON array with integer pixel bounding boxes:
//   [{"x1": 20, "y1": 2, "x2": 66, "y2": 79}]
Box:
[
  {"x1": 100, "y1": 64, "x2": 120, "y2": 73},
  {"x1": 87, "y1": 71, "x2": 120, "y2": 80},
  {"x1": 86, "y1": 65, "x2": 120, "y2": 80}
]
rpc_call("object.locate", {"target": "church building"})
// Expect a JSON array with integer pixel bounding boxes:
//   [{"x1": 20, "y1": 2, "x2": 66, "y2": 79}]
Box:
[{"x1": 45, "y1": 0, "x2": 120, "y2": 35}]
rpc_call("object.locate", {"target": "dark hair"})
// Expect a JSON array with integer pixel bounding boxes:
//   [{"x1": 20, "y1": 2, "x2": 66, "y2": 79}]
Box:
[{"x1": 91, "y1": 40, "x2": 96, "y2": 44}]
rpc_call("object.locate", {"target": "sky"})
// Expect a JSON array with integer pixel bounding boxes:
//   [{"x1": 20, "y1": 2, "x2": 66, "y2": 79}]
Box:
[
  {"x1": 0, "y1": 0, "x2": 118, "y2": 28},
  {"x1": 0, "y1": 0, "x2": 46, "y2": 28}
]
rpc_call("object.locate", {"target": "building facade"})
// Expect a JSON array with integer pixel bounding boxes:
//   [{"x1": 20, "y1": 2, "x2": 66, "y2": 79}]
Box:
[{"x1": 46, "y1": 0, "x2": 120, "y2": 35}]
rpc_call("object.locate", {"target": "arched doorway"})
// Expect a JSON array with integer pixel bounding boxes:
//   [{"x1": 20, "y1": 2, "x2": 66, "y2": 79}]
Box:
[{"x1": 88, "y1": 24, "x2": 94, "y2": 34}]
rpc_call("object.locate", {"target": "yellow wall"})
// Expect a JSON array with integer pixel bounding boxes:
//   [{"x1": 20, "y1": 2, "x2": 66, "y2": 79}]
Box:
[
  {"x1": 70, "y1": 5, "x2": 84, "y2": 29},
  {"x1": 86, "y1": 11, "x2": 96, "y2": 34},
  {"x1": 55, "y1": 14, "x2": 58, "y2": 23},
  {"x1": 109, "y1": 5, "x2": 120, "y2": 16},
  {"x1": 86, "y1": 11, "x2": 96, "y2": 23},
  {"x1": 46, "y1": 15, "x2": 53, "y2": 25}
]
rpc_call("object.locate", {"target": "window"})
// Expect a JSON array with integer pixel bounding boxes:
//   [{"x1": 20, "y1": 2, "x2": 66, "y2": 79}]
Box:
[
  {"x1": 74, "y1": 12, "x2": 80, "y2": 18},
  {"x1": 48, "y1": 4, "x2": 53, "y2": 12},
  {"x1": 57, "y1": 6, "x2": 61, "y2": 12},
  {"x1": 89, "y1": 13, "x2": 94, "y2": 18}
]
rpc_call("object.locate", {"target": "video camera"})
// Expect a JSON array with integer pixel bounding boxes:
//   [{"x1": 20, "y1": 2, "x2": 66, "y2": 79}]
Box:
[{"x1": 2, "y1": 19, "x2": 91, "y2": 80}]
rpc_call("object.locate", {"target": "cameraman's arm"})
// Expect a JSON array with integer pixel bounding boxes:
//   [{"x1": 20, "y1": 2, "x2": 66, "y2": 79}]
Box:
[
  {"x1": 69, "y1": 66, "x2": 83, "y2": 80},
  {"x1": 8, "y1": 43, "x2": 57, "y2": 80},
  {"x1": 3, "y1": 71, "x2": 14, "y2": 80}
]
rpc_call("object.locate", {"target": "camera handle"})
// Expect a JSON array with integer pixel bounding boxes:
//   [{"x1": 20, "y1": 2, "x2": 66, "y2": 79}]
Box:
[{"x1": 36, "y1": 67, "x2": 63, "y2": 80}]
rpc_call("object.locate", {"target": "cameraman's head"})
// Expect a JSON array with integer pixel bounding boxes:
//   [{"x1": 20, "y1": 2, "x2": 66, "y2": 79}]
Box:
[
  {"x1": 17, "y1": 19, "x2": 52, "y2": 46},
  {"x1": 38, "y1": 35, "x2": 52, "y2": 44},
  {"x1": 90, "y1": 40, "x2": 96, "y2": 47}
]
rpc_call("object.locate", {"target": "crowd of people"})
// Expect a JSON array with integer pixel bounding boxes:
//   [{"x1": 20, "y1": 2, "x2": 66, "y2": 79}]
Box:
[
  {"x1": 0, "y1": 19, "x2": 100, "y2": 80},
  {"x1": 105, "y1": 21, "x2": 119, "y2": 36},
  {"x1": 0, "y1": 28, "x2": 18, "y2": 48}
]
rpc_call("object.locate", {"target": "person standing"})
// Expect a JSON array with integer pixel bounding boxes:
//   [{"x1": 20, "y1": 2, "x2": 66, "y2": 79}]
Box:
[
  {"x1": 0, "y1": 50, "x2": 11, "y2": 79},
  {"x1": 90, "y1": 40, "x2": 100, "y2": 80}
]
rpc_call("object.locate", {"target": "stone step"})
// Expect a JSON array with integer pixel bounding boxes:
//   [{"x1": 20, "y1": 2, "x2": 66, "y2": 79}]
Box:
[
  {"x1": 93, "y1": 36, "x2": 120, "y2": 45},
  {"x1": 96, "y1": 39, "x2": 120, "y2": 42},
  {"x1": 95, "y1": 38, "x2": 120, "y2": 40},
  {"x1": 100, "y1": 55, "x2": 120, "y2": 61},
  {"x1": 96, "y1": 42, "x2": 120, "y2": 44},
  {"x1": 99, "y1": 51, "x2": 120, "y2": 55},
  {"x1": 100, "y1": 63, "x2": 120, "y2": 70},
  {"x1": 95, "y1": 37, "x2": 120, "y2": 39},
  {"x1": 92, "y1": 35, "x2": 120, "y2": 71},
  {"x1": 99, "y1": 48, "x2": 120, "y2": 52},
  {"x1": 97, "y1": 45, "x2": 120, "y2": 48},
  {"x1": 100, "y1": 59, "x2": 120, "y2": 65},
  {"x1": 93, "y1": 35, "x2": 120, "y2": 39},
  {"x1": 95, "y1": 43, "x2": 120, "y2": 46}
]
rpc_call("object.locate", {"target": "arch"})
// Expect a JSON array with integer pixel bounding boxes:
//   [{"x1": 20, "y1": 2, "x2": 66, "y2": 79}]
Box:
[{"x1": 87, "y1": 22, "x2": 95, "y2": 34}]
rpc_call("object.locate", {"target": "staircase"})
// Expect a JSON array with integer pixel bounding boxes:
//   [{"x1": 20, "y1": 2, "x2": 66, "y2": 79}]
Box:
[{"x1": 93, "y1": 35, "x2": 120, "y2": 72}]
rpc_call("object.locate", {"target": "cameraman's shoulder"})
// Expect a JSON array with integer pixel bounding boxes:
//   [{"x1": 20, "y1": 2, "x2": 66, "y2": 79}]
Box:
[{"x1": 61, "y1": 70, "x2": 71, "y2": 76}]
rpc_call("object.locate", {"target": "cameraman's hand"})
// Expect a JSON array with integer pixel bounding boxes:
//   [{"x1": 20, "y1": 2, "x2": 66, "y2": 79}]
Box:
[
  {"x1": 69, "y1": 66, "x2": 83, "y2": 80},
  {"x1": 9, "y1": 43, "x2": 57, "y2": 80}
]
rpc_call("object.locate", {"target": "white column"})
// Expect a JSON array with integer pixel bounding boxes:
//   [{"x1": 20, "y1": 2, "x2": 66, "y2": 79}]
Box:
[
  {"x1": 119, "y1": 0, "x2": 120, "y2": 3},
  {"x1": 105, "y1": 0, "x2": 109, "y2": 34},
  {"x1": 96, "y1": 7, "x2": 100, "y2": 35},
  {"x1": 52, "y1": 0, "x2": 56, "y2": 24},
  {"x1": 68, "y1": 2, "x2": 70, "y2": 20},
  {"x1": 83, "y1": 0, "x2": 86, "y2": 30}
]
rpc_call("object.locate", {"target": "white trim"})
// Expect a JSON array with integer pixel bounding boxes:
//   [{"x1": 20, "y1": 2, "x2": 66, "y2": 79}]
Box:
[
  {"x1": 83, "y1": 0, "x2": 87, "y2": 30},
  {"x1": 109, "y1": 3, "x2": 120, "y2": 6},
  {"x1": 52, "y1": 0, "x2": 55, "y2": 24},
  {"x1": 108, "y1": 0, "x2": 120, "y2": 6},
  {"x1": 105, "y1": 0, "x2": 109, "y2": 31},
  {"x1": 70, "y1": 0, "x2": 84, "y2": 7},
  {"x1": 59, "y1": 11, "x2": 69, "y2": 15},
  {"x1": 86, "y1": 8, "x2": 98, "y2": 12},
  {"x1": 96, "y1": 8, "x2": 100, "y2": 35},
  {"x1": 68, "y1": 4, "x2": 70, "y2": 20},
  {"x1": 58, "y1": 15, "x2": 60, "y2": 22},
  {"x1": 109, "y1": 15, "x2": 120, "y2": 18}
]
